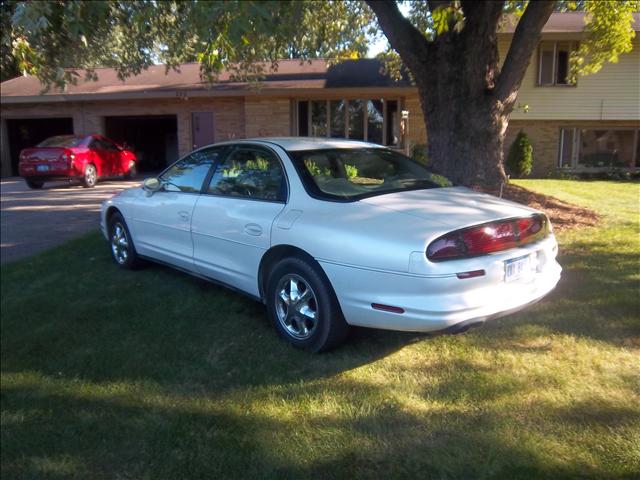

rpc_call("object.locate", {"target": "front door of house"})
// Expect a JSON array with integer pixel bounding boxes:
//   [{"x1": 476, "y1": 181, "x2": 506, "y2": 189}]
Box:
[{"x1": 192, "y1": 112, "x2": 215, "y2": 150}]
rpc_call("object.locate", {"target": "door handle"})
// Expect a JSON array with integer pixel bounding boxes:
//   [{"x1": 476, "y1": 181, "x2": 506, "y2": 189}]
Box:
[
  {"x1": 244, "y1": 223, "x2": 263, "y2": 236},
  {"x1": 178, "y1": 211, "x2": 190, "y2": 222}
]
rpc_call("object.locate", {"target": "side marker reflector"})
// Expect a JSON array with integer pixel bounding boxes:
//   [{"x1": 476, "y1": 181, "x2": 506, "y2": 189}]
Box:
[
  {"x1": 371, "y1": 303, "x2": 405, "y2": 314},
  {"x1": 456, "y1": 269, "x2": 486, "y2": 279}
]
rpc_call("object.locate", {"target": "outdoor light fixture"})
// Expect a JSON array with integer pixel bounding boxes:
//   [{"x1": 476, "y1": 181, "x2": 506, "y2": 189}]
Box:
[{"x1": 401, "y1": 110, "x2": 410, "y2": 156}]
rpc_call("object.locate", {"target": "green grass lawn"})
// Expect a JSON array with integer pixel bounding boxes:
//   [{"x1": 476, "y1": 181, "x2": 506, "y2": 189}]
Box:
[{"x1": 2, "y1": 180, "x2": 639, "y2": 479}]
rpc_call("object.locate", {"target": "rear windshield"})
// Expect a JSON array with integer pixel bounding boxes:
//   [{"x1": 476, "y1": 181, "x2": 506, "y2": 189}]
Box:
[
  {"x1": 36, "y1": 136, "x2": 85, "y2": 148},
  {"x1": 287, "y1": 148, "x2": 452, "y2": 201}
]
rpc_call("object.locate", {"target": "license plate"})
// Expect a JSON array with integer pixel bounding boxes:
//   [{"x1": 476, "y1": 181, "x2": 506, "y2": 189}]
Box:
[
  {"x1": 36, "y1": 165, "x2": 49, "y2": 172},
  {"x1": 504, "y1": 254, "x2": 534, "y2": 283}
]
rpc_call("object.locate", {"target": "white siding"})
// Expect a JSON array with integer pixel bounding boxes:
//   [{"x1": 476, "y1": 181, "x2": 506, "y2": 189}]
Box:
[{"x1": 500, "y1": 35, "x2": 640, "y2": 121}]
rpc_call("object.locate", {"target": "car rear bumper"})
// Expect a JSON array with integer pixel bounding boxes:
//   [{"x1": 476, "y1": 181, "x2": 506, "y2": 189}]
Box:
[
  {"x1": 19, "y1": 164, "x2": 79, "y2": 179},
  {"x1": 319, "y1": 236, "x2": 561, "y2": 333}
]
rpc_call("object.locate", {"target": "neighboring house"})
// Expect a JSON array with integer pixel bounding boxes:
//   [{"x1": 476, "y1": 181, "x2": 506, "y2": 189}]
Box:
[
  {"x1": 1, "y1": 12, "x2": 638, "y2": 178},
  {"x1": 500, "y1": 12, "x2": 640, "y2": 176}
]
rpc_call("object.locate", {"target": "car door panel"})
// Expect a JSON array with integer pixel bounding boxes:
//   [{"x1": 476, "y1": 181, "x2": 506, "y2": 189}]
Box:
[
  {"x1": 131, "y1": 192, "x2": 199, "y2": 270},
  {"x1": 130, "y1": 147, "x2": 222, "y2": 270},
  {"x1": 191, "y1": 146, "x2": 288, "y2": 297},
  {"x1": 191, "y1": 197, "x2": 285, "y2": 296},
  {"x1": 88, "y1": 139, "x2": 109, "y2": 176}
]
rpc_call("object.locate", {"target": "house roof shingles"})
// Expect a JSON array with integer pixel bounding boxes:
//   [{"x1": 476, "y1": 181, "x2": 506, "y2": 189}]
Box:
[{"x1": 0, "y1": 59, "x2": 411, "y2": 102}]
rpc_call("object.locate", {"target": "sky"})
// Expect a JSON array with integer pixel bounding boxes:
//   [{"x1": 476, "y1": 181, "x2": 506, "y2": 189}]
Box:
[
  {"x1": 366, "y1": 2, "x2": 411, "y2": 58},
  {"x1": 367, "y1": 35, "x2": 389, "y2": 57}
]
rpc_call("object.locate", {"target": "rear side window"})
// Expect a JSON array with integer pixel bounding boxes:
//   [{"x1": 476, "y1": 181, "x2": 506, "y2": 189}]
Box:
[
  {"x1": 207, "y1": 147, "x2": 286, "y2": 202},
  {"x1": 90, "y1": 138, "x2": 119, "y2": 151},
  {"x1": 160, "y1": 148, "x2": 221, "y2": 193}
]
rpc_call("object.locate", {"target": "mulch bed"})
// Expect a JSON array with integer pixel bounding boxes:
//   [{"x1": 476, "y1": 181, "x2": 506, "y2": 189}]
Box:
[{"x1": 472, "y1": 184, "x2": 600, "y2": 233}]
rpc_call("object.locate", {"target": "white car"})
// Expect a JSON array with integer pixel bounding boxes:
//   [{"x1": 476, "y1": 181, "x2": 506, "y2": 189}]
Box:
[{"x1": 101, "y1": 138, "x2": 561, "y2": 352}]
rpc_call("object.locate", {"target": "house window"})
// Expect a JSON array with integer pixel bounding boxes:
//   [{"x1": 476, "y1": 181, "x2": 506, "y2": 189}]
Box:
[
  {"x1": 367, "y1": 100, "x2": 384, "y2": 145},
  {"x1": 310, "y1": 101, "x2": 327, "y2": 137},
  {"x1": 558, "y1": 128, "x2": 639, "y2": 169},
  {"x1": 295, "y1": 98, "x2": 401, "y2": 146},
  {"x1": 348, "y1": 100, "x2": 365, "y2": 140},
  {"x1": 538, "y1": 41, "x2": 576, "y2": 86},
  {"x1": 329, "y1": 100, "x2": 346, "y2": 138}
]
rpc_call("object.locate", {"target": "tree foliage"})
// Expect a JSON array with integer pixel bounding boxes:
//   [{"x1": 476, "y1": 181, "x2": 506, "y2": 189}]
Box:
[
  {"x1": 5, "y1": 0, "x2": 374, "y2": 88},
  {"x1": 6, "y1": 1, "x2": 636, "y2": 89},
  {"x1": 377, "y1": 1, "x2": 638, "y2": 83},
  {"x1": 568, "y1": 1, "x2": 638, "y2": 82},
  {"x1": 0, "y1": 0, "x2": 19, "y2": 81},
  {"x1": 2, "y1": 0, "x2": 638, "y2": 185}
]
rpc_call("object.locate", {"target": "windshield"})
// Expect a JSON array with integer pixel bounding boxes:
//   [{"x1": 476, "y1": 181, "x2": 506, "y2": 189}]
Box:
[
  {"x1": 37, "y1": 136, "x2": 85, "y2": 148},
  {"x1": 288, "y1": 148, "x2": 452, "y2": 201}
]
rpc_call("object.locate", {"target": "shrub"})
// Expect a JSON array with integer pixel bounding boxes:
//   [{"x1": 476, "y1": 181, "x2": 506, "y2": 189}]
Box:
[
  {"x1": 506, "y1": 130, "x2": 533, "y2": 178},
  {"x1": 411, "y1": 144, "x2": 429, "y2": 165}
]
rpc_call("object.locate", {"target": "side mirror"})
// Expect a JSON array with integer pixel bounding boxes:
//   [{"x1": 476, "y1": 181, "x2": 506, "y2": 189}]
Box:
[{"x1": 142, "y1": 177, "x2": 162, "y2": 195}]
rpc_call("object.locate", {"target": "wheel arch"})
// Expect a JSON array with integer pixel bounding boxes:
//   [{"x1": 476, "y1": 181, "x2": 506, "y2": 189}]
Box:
[
  {"x1": 105, "y1": 205, "x2": 123, "y2": 225},
  {"x1": 258, "y1": 244, "x2": 322, "y2": 303}
]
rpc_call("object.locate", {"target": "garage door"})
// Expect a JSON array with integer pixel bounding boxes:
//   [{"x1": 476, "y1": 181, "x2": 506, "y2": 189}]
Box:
[
  {"x1": 6, "y1": 118, "x2": 74, "y2": 176},
  {"x1": 105, "y1": 115, "x2": 178, "y2": 173}
]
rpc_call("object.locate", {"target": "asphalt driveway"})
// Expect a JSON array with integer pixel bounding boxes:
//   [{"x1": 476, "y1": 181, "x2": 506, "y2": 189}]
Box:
[{"x1": 0, "y1": 177, "x2": 142, "y2": 265}]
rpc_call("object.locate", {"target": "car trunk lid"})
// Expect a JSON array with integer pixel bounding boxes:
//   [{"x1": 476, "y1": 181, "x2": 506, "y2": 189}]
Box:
[
  {"x1": 360, "y1": 186, "x2": 537, "y2": 228},
  {"x1": 20, "y1": 147, "x2": 69, "y2": 164}
]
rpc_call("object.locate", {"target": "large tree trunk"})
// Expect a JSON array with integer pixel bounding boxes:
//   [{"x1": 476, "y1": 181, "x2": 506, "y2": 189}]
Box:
[
  {"x1": 420, "y1": 93, "x2": 507, "y2": 186},
  {"x1": 411, "y1": 3, "x2": 508, "y2": 187},
  {"x1": 367, "y1": 0, "x2": 555, "y2": 187}
]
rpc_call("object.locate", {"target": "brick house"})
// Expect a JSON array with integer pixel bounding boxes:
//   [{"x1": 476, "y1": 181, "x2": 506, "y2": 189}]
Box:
[{"x1": 1, "y1": 13, "x2": 638, "y2": 178}]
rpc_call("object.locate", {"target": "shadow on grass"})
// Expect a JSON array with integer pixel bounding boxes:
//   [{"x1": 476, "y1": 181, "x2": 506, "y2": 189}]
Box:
[
  {"x1": 471, "y1": 243, "x2": 640, "y2": 351},
  {"x1": 2, "y1": 228, "x2": 640, "y2": 478},
  {"x1": 0, "y1": 236, "x2": 426, "y2": 396},
  {"x1": 3, "y1": 374, "x2": 634, "y2": 480}
]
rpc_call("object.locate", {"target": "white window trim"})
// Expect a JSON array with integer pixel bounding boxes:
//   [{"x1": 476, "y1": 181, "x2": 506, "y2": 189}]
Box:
[
  {"x1": 558, "y1": 127, "x2": 640, "y2": 169},
  {"x1": 538, "y1": 41, "x2": 577, "y2": 87},
  {"x1": 294, "y1": 98, "x2": 401, "y2": 147}
]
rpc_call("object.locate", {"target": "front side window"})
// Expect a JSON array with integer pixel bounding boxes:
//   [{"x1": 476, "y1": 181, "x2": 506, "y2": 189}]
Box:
[
  {"x1": 207, "y1": 147, "x2": 286, "y2": 202},
  {"x1": 160, "y1": 148, "x2": 221, "y2": 193},
  {"x1": 100, "y1": 138, "x2": 120, "y2": 152},
  {"x1": 92, "y1": 138, "x2": 119, "y2": 151},
  {"x1": 289, "y1": 148, "x2": 452, "y2": 201}
]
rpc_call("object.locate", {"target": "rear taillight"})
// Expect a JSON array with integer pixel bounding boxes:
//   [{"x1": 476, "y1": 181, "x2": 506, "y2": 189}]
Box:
[
  {"x1": 59, "y1": 150, "x2": 75, "y2": 165},
  {"x1": 427, "y1": 215, "x2": 549, "y2": 261}
]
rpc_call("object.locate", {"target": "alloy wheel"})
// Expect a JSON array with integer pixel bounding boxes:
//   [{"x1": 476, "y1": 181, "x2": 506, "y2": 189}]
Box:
[
  {"x1": 275, "y1": 274, "x2": 319, "y2": 339},
  {"x1": 85, "y1": 165, "x2": 97, "y2": 186},
  {"x1": 110, "y1": 222, "x2": 129, "y2": 264}
]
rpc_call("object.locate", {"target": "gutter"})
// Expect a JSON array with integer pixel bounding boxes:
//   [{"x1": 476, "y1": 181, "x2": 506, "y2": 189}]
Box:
[{"x1": 0, "y1": 86, "x2": 418, "y2": 105}]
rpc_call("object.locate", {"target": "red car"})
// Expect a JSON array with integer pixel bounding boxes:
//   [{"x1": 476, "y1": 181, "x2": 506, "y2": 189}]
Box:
[{"x1": 18, "y1": 134, "x2": 137, "y2": 189}]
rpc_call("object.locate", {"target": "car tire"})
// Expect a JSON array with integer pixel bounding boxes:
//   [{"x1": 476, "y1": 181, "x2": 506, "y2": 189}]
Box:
[
  {"x1": 25, "y1": 179, "x2": 44, "y2": 189},
  {"x1": 266, "y1": 256, "x2": 349, "y2": 352},
  {"x1": 82, "y1": 164, "x2": 98, "y2": 188},
  {"x1": 107, "y1": 212, "x2": 141, "y2": 269},
  {"x1": 124, "y1": 161, "x2": 137, "y2": 179}
]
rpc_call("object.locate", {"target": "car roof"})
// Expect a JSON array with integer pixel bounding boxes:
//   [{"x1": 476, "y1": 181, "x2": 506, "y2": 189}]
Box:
[{"x1": 215, "y1": 137, "x2": 386, "y2": 152}]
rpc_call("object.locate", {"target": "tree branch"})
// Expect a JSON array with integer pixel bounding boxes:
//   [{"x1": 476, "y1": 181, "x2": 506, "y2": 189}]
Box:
[
  {"x1": 495, "y1": 0, "x2": 555, "y2": 104},
  {"x1": 426, "y1": 0, "x2": 450, "y2": 11},
  {"x1": 365, "y1": 0, "x2": 430, "y2": 74}
]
